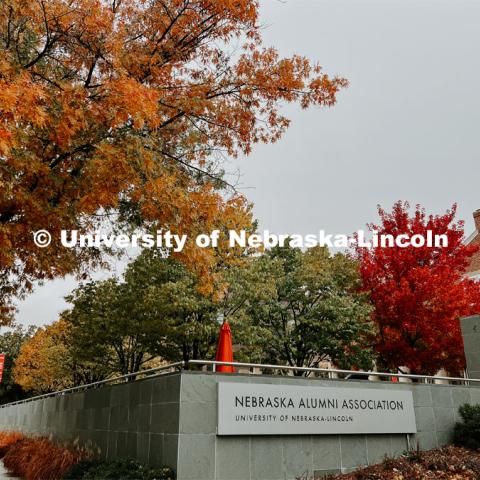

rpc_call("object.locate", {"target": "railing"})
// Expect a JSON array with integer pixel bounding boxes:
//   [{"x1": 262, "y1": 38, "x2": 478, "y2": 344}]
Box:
[
  {"x1": 1, "y1": 359, "x2": 478, "y2": 408},
  {"x1": 0, "y1": 362, "x2": 184, "y2": 408},
  {"x1": 188, "y1": 360, "x2": 478, "y2": 385}
]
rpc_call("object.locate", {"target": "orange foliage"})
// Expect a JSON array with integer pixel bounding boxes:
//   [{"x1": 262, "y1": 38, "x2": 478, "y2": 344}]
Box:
[
  {"x1": 12, "y1": 317, "x2": 106, "y2": 393},
  {"x1": 0, "y1": 0, "x2": 347, "y2": 319},
  {"x1": 2, "y1": 435, "x2": 86, "y2": 480},
  {"x1": 0, "y1": 431, "x2": 24, "y2": 457},
  {"x1": 13, "y1": 319, "x2": 75, "y2": 393}
]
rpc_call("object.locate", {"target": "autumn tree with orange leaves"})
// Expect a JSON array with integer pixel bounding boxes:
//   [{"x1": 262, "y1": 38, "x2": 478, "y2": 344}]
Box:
[
  {"x1": 0, "y1": 0, "x2": 347, "y2": 322},
  {"x1": 13, "y1": 318, "x2": 109, "y2": 393}
]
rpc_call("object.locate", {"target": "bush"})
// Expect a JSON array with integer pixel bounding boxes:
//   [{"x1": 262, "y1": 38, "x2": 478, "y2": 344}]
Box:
[
  {"x1": 453, "y1": 403, "x2": 480, "y2": 450},
  {"x1": 64, "y1": 458, "x2": 175, "y2": 479},
  {"x1": 0, "y1": 432, "x2": 25, "y2": 458},
  {"x1": 3, "y1": 436, "x2": 86, "y2": 480},
  {"x1": 0, "y1": 431, "x2": 175, "y2": 480},
  {"x1": 0, "y1": 431, "x2": 24, "y2": 457}
]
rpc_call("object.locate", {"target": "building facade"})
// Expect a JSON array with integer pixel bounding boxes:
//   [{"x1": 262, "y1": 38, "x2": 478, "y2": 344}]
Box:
[{"x1": 466, "y1": 209, "x2": 480, "y2": 280}]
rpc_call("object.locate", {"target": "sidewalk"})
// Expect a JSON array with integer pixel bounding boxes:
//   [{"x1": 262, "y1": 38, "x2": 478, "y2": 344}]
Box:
[{"x1": 0, "y1": 462, "x2": 18, "y2": 479}]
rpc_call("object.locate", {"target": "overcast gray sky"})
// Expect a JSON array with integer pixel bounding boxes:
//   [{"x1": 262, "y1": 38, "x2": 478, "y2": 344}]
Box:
[{"x1": 14, "y1": 0, "x2": 480, "y2": 327}]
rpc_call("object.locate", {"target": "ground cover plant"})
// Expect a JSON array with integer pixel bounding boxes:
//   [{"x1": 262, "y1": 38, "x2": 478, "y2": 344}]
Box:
[
  {"x1": 0, "y1": 431, "x2": 176, "y2": 480},
  {"x1": 2, "y1": 435, "x2": 86, "y2": 480},
  {"x1": 453, "y1": 403, "x2": 480, "y2": 450},
  {"x1": 65, "y1": 459, "x2": 175, "y2": 479},
  {"x1": 316, "y1": 446, "x2": 480, "y2": 480},
  {"x1": 0, "y1": 431, "x2": 24, "y2": 457}
]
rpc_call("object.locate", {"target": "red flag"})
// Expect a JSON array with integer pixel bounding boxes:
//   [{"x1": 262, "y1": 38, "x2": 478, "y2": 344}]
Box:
[
  {"x1": 0, "y1": 354, "x2": 5, "y2": 384},
  {"x1": 215, "y1": 322, "x2": 235, "y2": 373}
]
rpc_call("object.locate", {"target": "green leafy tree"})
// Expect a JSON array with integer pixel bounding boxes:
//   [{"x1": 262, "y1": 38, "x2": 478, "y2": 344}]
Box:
[
  {"x1": 124, "y1": 249, "x2": 220, "y2": 363},
  {"x1": 227, "y1": 245, "x2": 376, "y2": 375},
  {"x1": 218, "y1": 256, "x2": 279, "y2": 363},
  {"x1": 65, "y1": 245, "x2": 376, "y2": 376},
  {"x1": 0, "y1": 324, "x2": 36, "y2": 402},
  {"x1": 65, "y1": 278, "x2": 158, "y2": 376},
  {"x1": 65, "y1": 249, "x2": 222, "y2": 371}
]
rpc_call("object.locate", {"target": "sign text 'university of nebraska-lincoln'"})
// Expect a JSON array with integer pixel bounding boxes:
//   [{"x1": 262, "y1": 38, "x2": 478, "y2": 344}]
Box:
[{"x1": 217, "y1": 383, "x2": 417, "y2": 435}]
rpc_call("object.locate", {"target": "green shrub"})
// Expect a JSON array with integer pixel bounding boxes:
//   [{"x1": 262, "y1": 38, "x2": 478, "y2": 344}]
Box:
[
  {"x1": 453, "y1": 403, "x2": 480, "y2": 450},
  {"x1": 64, "y1": 458, "x2": 175, "y2": 479}
]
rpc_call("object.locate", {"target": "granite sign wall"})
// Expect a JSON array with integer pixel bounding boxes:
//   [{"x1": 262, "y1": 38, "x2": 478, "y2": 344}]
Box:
[{"x1": 2, "y1": 371, "x2": 479, "y2": 479}]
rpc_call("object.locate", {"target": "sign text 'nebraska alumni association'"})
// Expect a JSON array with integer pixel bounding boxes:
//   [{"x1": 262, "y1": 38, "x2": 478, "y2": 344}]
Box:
[{"x1": 217, "y1": 382, "x2": 417, "y2": 435}]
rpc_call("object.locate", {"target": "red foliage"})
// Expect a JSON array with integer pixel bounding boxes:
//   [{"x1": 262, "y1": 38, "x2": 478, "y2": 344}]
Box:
[
  {"x1": 355, "y1": 201, "x2": 480, "y2": 375},
  {"x1": 0, "y1": 431, "x2": 24, "y2": 457},
  {"x1": 2, "y1": 436, "x2": 85, "y2": 480}
]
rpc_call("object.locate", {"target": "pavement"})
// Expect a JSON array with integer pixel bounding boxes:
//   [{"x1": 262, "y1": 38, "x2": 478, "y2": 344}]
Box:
[{"x1": 0, "y1": 462, "x2": 18, "y2": 479}]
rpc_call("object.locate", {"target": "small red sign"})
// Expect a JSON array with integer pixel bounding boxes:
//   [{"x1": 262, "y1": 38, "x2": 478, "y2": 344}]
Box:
[{"x1": 0, "y1": 353, "x2": 5, "y2": 384}]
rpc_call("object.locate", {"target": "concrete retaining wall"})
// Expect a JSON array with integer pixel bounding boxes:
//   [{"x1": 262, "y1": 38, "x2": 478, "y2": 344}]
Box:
[
  {"x1": 0, "y1": 373, "x2": 181, "y2": 471},
  {"x1": 1, "y1": 371, "x2": 480, "y2": 479}
]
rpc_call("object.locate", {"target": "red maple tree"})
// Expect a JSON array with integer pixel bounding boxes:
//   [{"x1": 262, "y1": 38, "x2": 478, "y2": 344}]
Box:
[{"x1": 355, "y1": 201, "x2": 480, "y2": 375}]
